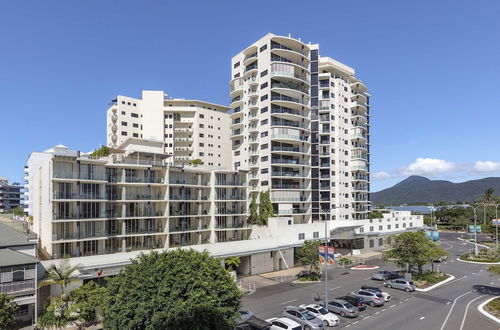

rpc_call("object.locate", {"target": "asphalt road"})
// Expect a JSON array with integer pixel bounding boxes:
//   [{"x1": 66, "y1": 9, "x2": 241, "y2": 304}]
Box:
[{"x1": 241, "y1": 232, "x2": 500, "y2": 330}]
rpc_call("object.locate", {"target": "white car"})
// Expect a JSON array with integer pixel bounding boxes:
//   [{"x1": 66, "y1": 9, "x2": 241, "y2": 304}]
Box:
[
  {"x1": 266, "y1": 317, "x2": 302, "y2": 330},
  {"x1": 299, "y1": 304, "x2": 340, "y2": 327},
  {"x1": 361, "y1": 286, "x2": 392, "y2": 302}
]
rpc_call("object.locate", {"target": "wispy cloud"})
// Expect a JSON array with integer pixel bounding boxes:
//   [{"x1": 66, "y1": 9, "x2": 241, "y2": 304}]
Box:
[{"x1": 372, "y1": 158, "x2": 500, "y2": 181}]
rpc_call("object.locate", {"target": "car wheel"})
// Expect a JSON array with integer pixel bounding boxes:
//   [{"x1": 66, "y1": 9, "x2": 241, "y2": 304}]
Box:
[
  {"x1": 405, "y1": 288, "x2": 410, "y2": 292},
  {"x1": 369, "y1": 301, "x2": 376, "y2": 307},
  {"x1": 341, "y1": 311, "x2": 346, "y2": 317},
  {"x1": 387, "y1": 284, "x2": 392, "y2": 288},
  {"x1": 324, "y1": 320, "x2": 329, "y2": 327}
]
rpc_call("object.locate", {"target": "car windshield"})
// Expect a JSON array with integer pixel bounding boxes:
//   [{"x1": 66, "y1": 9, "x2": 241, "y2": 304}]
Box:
[
  {"x1": 318, "y1": 307, "x2": 329, "y2": 315},
  {"x1": 409, "y1": 281, "x2": 415, "y2": 285},
  {"x1": 303, "y1": 311, "x2": 316, "y2": 320},
  {"x1": 343, "y1": 302, "x2": 354, "y2": 309},
  {"x1": 376, "y1": 294, "x2": 384, "y2": 298}
]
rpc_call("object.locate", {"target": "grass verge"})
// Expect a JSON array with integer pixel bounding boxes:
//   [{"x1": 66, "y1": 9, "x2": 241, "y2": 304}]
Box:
[
  {"x1": 412, "y1": 271, "x2": 449, "y2": 288},
  {"x1": 485, "y1": 297, "x2": 500, "y2": 319}
]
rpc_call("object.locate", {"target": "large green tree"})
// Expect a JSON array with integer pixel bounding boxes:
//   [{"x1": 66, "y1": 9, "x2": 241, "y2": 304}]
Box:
[
  {"x1": 0, "y1": 294, "x2": 18, "y2": 330},
  {"x1": 297, "y1": 240, "x2": 322, "y2": 275},
  {"x1": 102, "y1": 249, "x2": 242, "y2": 330},
  {"x1": 383, "y1": 231, "x2": 447, "y2": 273},
  {"x1": 248, "y1": 194, "x2": 259, "y2": 224},
  {"x1": 258, "y1": 191, "x2": 274, "y2": 225}
]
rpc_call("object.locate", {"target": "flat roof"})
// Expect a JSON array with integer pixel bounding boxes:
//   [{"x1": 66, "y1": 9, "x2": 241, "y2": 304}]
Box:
[{"x1": 0, "y1": 222, "x2": 36, "y2": 248}]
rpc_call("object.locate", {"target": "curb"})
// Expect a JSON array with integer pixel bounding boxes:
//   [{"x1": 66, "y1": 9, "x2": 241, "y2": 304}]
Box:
[
  {"x1": 457, "y1": 237, "x2": 490, "y2": 249},
  {"x1": 456, "y1": 257, "x2": 500, "y2": 265},
  {"x1": 415, "y1": 274, "x2": 455, "y2": 292},
  {"x1": 478, "y1": 296, "x2": 500, "y2": 325},
  {"x1": 349, "y1": 265, "x2": 380, "y2": 270}
]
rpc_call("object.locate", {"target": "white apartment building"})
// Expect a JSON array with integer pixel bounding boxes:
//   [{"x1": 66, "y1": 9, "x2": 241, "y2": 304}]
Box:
[
  {"x1": 229, "y1": 33, "x2": 371, "y2": 224},
  {"x1": 26, "y1": 141, "x2": 249, "y2": 259},
  {"x1": 106, "y1": 91, "x2": 231, "y2": 168}
]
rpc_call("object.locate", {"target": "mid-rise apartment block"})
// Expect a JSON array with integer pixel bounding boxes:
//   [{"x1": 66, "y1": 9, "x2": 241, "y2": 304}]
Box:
[
  {"x1": 27, "y1": 142, "x2": 249, "y2": 259},
  {"x1": 229, "y1": 33, "x2": 370, "y2": 223},
  {"x1": 0, "y1": 177, "x2": 22, "y2": 212},
  {"x1": 106, "y1": 91, "x2": 231, "y2": 168}
]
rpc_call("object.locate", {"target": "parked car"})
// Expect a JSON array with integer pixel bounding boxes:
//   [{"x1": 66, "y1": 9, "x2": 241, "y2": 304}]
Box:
[
  {"x1": 371, "y1": 270, "x2": 402, "y2": 281},
  {"x1": 326, "y1": 299, "x2": 360, "y2": 318},
  {"x1": 335, "y1": 296, "x2": 367, "y2": 311},
  {"x1": 238, "y1": 311, "x2": 257, "y2": 324},
  {"x1": 299, "y1": 304, "x2": 340, "y2": 327},
  {"x1": 282, "y1": 306, "x2": 324, "y2": 330},
  {"x1": 266, "y1": 317, "x2": 302, "y2": 330},
  {"x1": 360, "y1": 285, "x2": 392, "y2": 302},
  {"x1": 350, "y1": 290, "x2": 385, "y2": 307},
  {"x1": 236, "y1": 316, "x2": 272, "y2": 330},
  {"x1": 384, "y1": 279, "x2": 416, "y2": 292}
]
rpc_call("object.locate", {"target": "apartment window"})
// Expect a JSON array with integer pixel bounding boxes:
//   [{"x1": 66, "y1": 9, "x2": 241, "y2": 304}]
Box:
[
  {"x1": 199, "y1": 152, "x2": 205, "y2": 156},
  {"x1": 313, "y1": 232, "x2": 319, "y2": 239},
  {"x1": 233, "y1": 61, "x2": 240, "y2": 68},
  {"x1": 261, "y1": 168, "x2": 268, "y2": 174},
  {"x1": 133, "y1": 103, "x2": 136, "y2": 107},
  {"x1": 369, "y1": 226, "x2": 374, "y2": 232},
  {"x1": 199, "y1": 133, "x2": 204, "y2": 137},
  {"x1": 261, "y1": 119, "x2": 268, "y2": 125},
  {"x1": 260, "y1": 70, "x2": 268, "y2": 77},
  {"x1": 199, "y1": 124, "x2": 204, "y2": 128},
  {"x1": 379, "y1": 238, "x2": 384, "y2": 246},
  {"x1": 403, "y1": 223, "x2": 407, "y2": 228},
  {"x1": 261, "y1": 82, "x2": 268, "y2": 89},
  {"x1": 261, "y1": 94, "x2": 268, "y2": 101},
  {"x1": 395, "y1": 223, "x2": 399, "y2": 229},
  {"x1": 199, "y1": 143, "x2": 204, "y2": 147},
  {"x1": 387, "y1": 224, "x2": 391, "y2": 230},
  {"x1": 410, "y1": 222, "x2": 413, "y2": 227},
  {"x1": 261, "y1": 131, "x2": 268, "y2": 137},
  {"x1": 261, "y1": 156, "x2": 268, "y2": 162},
  {"x1": 199, "y1": 114, "x2": 204, "y2": 119},
  {"x1": 261, "y1": 143, "x2": 268, "y2": 150},
  {"x1": 121, "y1": 111, "x2": 125, "y2": 115},
  {"x1": 133, "y1": 133, "x2": 138, "y2": 137},
  {"x1": 379, "y1": 225, "x2": 383, "y2": 231},
  {"x1": 261, "y1": 180, "x2": 268, "y2": 186},
  {"x1": 299, "y1": 233, "x2": 305, "y2": 240},
  {"x1": 260, "y1": 44, "x2": 267, "y2": 52},
  {"x1": 121, "y1": 131, "x2": 127, "y2": 136},
  {"x1": 121, "y1": 101, "x2": 125, "y2": 104},
  {"x1": 359, "y1": 227, "x2": 364, "y2": 233},
  {"x1": 121, "y1": 121, "x2": 127, "y2": 126},
  {"x1": 369, "y1": 239, "x2": 374, "y2": 248},
  {"x1": 131, "y1": 113, "x2": 139, "y2": 118},
  {"x1": 133, "y1": 123, "x2": 138, "y2": 128},
  {"x1": 127, "y1": 102, "x2": 131, "y2": 105}
]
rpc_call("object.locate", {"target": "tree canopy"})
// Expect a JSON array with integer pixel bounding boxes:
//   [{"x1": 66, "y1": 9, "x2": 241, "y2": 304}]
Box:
[
  {"x1": 383, "y1": 231, "x2": 448, "y2": 273},
  {"x1": 90, "y1": 145, "x2": 110, "y2": 158},
  {"x1": 0, "y1": 294, "x2": 18, "y2": 330},
  {"x1": 102, "y1": 249, "x2": 241, "y2": 330},
  {"x1": 297, "y1": 240, "x2": 321, "y2": 275}
]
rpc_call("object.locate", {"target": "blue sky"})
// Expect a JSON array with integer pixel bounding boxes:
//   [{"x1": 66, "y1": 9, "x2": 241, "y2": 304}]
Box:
[{"x1": 1, "y1": 1, "x2": 499, "y2": 191}]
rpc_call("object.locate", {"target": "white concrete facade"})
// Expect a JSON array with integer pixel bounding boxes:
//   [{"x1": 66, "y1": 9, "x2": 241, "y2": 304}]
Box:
[
  {"x1": 106, "y1": 91, "x2": 231, "y2": 168},
  {"x1": 26, "y1": 142, "x2": 249, "y2": 259},
  {"x1": 229, "y1": 33, "x2": 372, "y2": 225}
]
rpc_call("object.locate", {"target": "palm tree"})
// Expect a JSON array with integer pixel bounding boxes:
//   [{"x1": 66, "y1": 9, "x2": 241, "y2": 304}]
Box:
[
  {"x1": 480, "y1": 188, "x2": 496, "y2": 224},
  {"x1": 224, "y1": 257, "x2": 241, "y2": 272},
  {"x1": 46, "y1": 259, "x2": 82, "y2": 296}
]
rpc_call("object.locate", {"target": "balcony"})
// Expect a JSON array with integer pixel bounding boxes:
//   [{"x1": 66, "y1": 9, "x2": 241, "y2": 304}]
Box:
[
  {"x1": 272, "y1": 184, "x2": 308, "y2": 190},
  {"x1": 271, "y1": 41, "x2": 308, "y2": 56},
  {"x1": 271, "y1": 93, "x2": 307, "y2": 106},
  {"x1": 271, "y1": 106, "x2": 307, "y2": 118},
  {"x1": 215, "y1": 195, "x2": 246, "y2": 201},
  {"x1": 271, "y1": 146, "x2": 307, "y2": 153},
  {"x1": 0, "y1": 280, "x2": 35, "y2": 295},
  {"x1": 271, "y1": 82, "x2": 308, "y2": 94},
  {"x1": 244, "y1": 64, "x2": 258, "y2": 73},
  {"x1": 174, "y1": 128, "x2": 193, "y2": 133},
  {"x1": 272, "y1": 196, "x2": 309, "y2": 202},
  {"x1": 271, "y1": 120, "x2": 308, "y2": 130},
  {"x1": 272, "y1": 171, "x2": 306, "y2": 178},
  {"x1": 271, "y1": 134, "x2": 309, "y2": 142},
  {"x1": 279, "y1": 208, "x2": 309, "y2": 214},
  {"x1": 271, "y1": 158, "x2": 307, "y2": 165},
  {"x1": 170, "y1": 195, "x2": 209, "y2": 201}
]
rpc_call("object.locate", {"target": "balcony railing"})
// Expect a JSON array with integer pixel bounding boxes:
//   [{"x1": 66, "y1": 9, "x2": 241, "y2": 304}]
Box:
[
  {"x1": 0, "y1": 280, "x2": 35, "y2": 294},
  {"x1": 271, "y1": 146, "x2": 307, "y2": 153},
  {"x1": 271, "y1": 42, "x2": 308, "y2": 56},
  {"x1": 271, "y1": 70, "x2": 310, "y2": 83},
  {"x1": 271, "y1": 82, "x2": 308, "y2": 94},
  {"x1": 244, "y1": 64, "x2": 258, "y2": 72},
  {"x1": 271, "y1": 159, "x2": 307, "y2": 165},
  {"x1": 271, "y1": 94, "x2": 307, "y2": 106},
  {"x1": 271, "y1": 134, "x2": 309, "y2": 142},
  {"x1": 271, "y1": 107, "x2": 307, "y2": 118}
]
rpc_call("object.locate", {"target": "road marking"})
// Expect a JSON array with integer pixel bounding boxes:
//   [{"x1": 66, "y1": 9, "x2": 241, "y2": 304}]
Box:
[
  {"x1": 352, "y1": 321, "x2": 359, "y2": 324},
  {"x1": 480, "y1": 269, "x2": 484, "y2": 272},
  {"x1": 420, "y1": 316, "x2": 425, "y2": 320},
  {"x1": 330, "y1": 286, "x2": 342, "y2": 291},
  {"x1": 345, "y1": 325, "x2": 351, "y2": 328},
  {"x1": 363, "y1": 277, "x2": 371, "y2": 280},
  {"x1": 364, "y1": 316, "x2": 371, "y2": 320},
  {"x1": 375, "y1": 311, "x2": 380, "y2": 315},
  {"x1": 382, "y1": 309, "x2": 386, "y2": 312},
  {"x1": 281, "y1": 298, "x2": 298, "y2": 305},
  {"x1": 439, "y1": 291, "x2": 473, "y2": 330},
  {"x1": 459, "y1": 295, "x2": 487, "y2": 330},
  {"x1": 450, "y1": 260, "x2": 455, "y2": 262},
  {"x1": 404, "y1": 298, "x2": 409, "y2": 301},
  {"x1": 471, "y1": 273, "x2": 476, "y2": 275},
  {"x1": 491, "y1": 282, "x2": 495, "y2": 285},
  {"x1": 389, "y1": 305, "x2": 395, "y2": 308},
  {"x1": 400, "y1": 301, "x2": 404, "y2": 304}
]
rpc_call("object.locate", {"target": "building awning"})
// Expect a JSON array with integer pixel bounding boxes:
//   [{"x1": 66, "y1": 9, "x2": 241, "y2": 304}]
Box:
[{"x1": 329, "y1": 225, "x2": 363, "y2": 240}]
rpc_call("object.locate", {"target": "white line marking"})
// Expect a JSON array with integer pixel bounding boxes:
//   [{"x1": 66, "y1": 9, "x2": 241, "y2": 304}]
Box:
[
  {"x1": 480, "y1": 269, "x2": 484, "y2": 272},
  {"x1": 352, "y1": 321, "x2": 359, "y2": 324},
  {"x1": 471, "y1": 273, "x2": 476, "y2": 275},
  {"x1": 400, "y1": 301, "x2": 404, "y2": 304},
  {"x1": 404, "y1": 298, "x2": 409, "y2": 301},
  {"x1": 329, "y1": 286, "x2": 342, "y2": 291},
  {"x1": 281, "y1": 298, "x2": 298, "y2": 305},
  {"x1": 364, "y1": 316, "x2": 371, "y2": 320},
  {"x1": 375, "y1": 311, "x2": 380, "y2": 314},
  {"x1": 345, "y1": 325, "x2": 351, "y2": 328},
  {"x1": 389, "y1": 305, "x2": 395, "y2": 308},
  {"x1": 420, "y1": 316, "x2": 425, "y2": 320},
  {"x1": 440, "y1": 291, "x2": 473, "y2": 330},
  {"x1": 363, "y1": 277, "x2": 371, "y2": 280},
  {"x1": 459, "y1": 295, "x2": 487, "y2": 330},
  {"x1": 450, "y1": 260, "x2": 455, "y2": 262},
  {"x1": 382, "y1": 309, "x2": 386, "y2": 312},
  {"x1": 491, "y1": 282, "x2": 495, "y2": 285}
]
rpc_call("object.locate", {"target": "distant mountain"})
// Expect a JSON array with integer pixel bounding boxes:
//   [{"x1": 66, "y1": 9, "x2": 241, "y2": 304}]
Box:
[{"x1": 372, "y1": 176, "x2": 500, "y2": 205}]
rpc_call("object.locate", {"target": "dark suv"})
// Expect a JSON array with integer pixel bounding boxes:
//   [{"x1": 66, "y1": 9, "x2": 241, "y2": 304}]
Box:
[{"x1": 335, "y1": 295, "x2": 367, "y2": 311}]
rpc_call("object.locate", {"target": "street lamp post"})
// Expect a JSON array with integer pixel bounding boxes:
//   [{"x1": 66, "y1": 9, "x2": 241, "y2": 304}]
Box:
[{"x1": 320, "y1": 206, "x2": 343, "y2": 307}]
